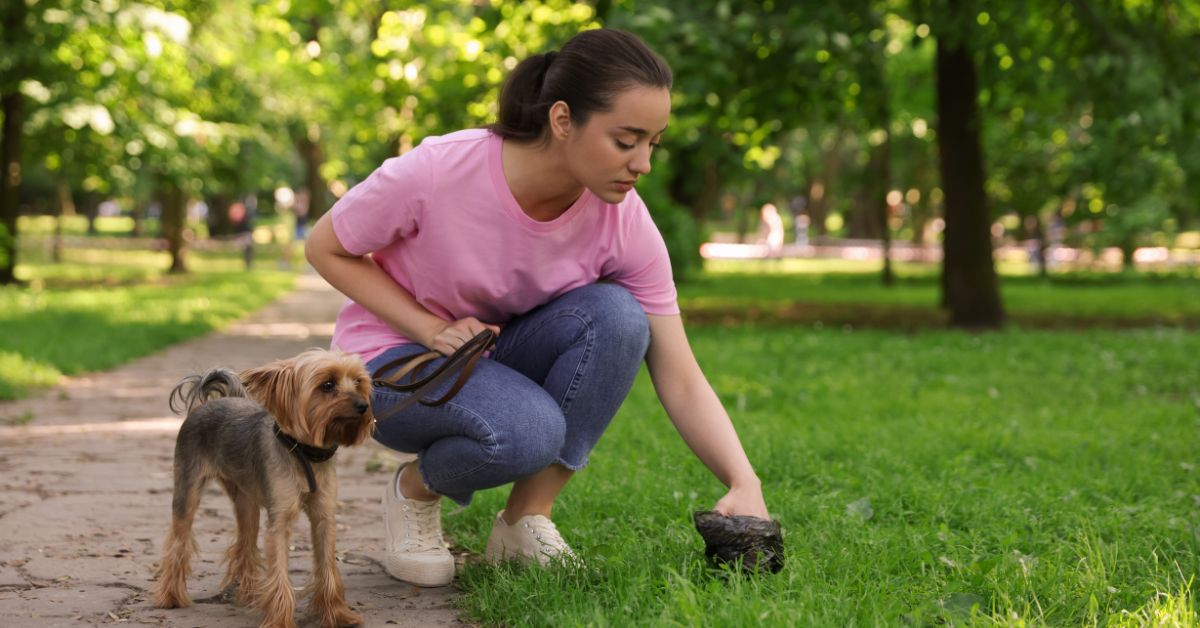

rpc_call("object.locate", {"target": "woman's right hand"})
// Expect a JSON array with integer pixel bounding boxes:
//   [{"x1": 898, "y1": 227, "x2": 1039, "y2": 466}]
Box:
[{"x1": 425, "y1": 317, "x2": 501, "y2": 356}]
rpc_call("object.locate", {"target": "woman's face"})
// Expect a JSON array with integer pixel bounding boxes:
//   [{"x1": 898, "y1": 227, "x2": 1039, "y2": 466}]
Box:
[{"x1": 556, "y1": 87, "x2": 672, "y2": 205}]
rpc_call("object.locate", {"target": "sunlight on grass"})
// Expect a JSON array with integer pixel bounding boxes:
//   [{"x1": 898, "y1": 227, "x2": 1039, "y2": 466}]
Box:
[
  {"x1": 0, "y1": 266, "x2": 296, "y2": 399},
  {"x1": 1108, "y1": 581, "x2": 1198, "y2": 628},
  {"x1": 0, "y1": 351, "x2": 62, "y2": 400}
]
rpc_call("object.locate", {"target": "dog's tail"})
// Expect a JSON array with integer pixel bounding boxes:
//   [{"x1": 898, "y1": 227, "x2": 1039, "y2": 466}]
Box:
[{"x1": 169, "y1": 368, "x2": 248, "y2": 415}]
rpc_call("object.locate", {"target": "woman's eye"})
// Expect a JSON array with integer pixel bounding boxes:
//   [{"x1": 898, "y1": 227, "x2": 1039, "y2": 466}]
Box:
[{"x1": 615, "y1": 139, "x2": 634, "y2": 150}]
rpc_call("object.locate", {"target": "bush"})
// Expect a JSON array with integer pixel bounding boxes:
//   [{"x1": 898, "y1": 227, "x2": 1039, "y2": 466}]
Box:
[{"x1": 637, "y1": 157, "x2": 703, "y2": 281}]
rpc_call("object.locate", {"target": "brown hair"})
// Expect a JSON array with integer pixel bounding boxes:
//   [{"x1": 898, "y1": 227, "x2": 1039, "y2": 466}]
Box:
[{"x1": 486, "y1": 29, "x2": 673, "y2": 144}]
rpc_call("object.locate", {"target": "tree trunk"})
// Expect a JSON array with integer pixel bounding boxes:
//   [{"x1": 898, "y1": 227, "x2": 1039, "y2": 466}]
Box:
[
  {"x1": 54, "y1": 183, "x2": 75, "y2": 263},
  {"x1": 690, "y1": 161, "x2": 723, "y2": 224},
  {"x1": 209, "y1": 193, "x2": 233, "y2": 236},
  {"x1": 808, "y1": 134, "x2": 844, "y2": 241},
  {"x1": 0, "y1": 0, "x2": 27, "y2": 284},
  {"x1": 131, "y1": 200, "x2": 145, "y2": 237},
  {"x1": 875, "y1": 136, "x2": 894, "y2": 287},
  {"x1": 297, "y1": 136, "x2": 328, "y2": 226},
  {"x1": 1027, "y1": 214, "x2": 1048, "y2": 278},
  {"x1": 936, "y1": 27, "x2": 1004, "y2": 327},
  {"x1": 83, "y1": 190, "x2": 99, "y2": 235},
  {"x1": 851, "y1": 142, "x2": 888, "y2": 241},
  {"x1": 0, "y1": 90, "x2": 23, "y2": 284},
  {"x1": 848, "y1": 197, "x2": 880, "y2": 239},
  {"x1": 1120, "y1": 238, "x2": 1137, "y2": 271},
  {"x1": 160, "y1": 182, "x2": 188, "y2": 274}
]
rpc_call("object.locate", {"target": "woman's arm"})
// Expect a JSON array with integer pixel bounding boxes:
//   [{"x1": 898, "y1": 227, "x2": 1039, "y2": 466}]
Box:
[
  {"x1": 644, "y1": 313, "x2": 769, "y2": 518},
  {"x1": 305, "y1": 213, "x2": 498, "y2": 354}
]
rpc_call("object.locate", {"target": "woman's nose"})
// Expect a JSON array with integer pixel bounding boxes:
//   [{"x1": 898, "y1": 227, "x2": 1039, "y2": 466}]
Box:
[{"x1": 630, "y1": 147, "x2": 652, "y2": 175}]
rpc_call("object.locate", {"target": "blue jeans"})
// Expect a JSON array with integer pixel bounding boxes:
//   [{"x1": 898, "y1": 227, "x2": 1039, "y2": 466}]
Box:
[{"x1": 367, "y1": 284, "x2": 651, "y2": 507}]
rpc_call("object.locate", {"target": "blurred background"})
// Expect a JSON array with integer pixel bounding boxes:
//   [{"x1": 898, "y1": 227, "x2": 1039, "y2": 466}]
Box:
[
  {"x1": 2, "y1": 0, "x2": 1200, "y2": 396},
  {"x1": 6, "y1": 5, "x2": 1200, "y2": 624}
]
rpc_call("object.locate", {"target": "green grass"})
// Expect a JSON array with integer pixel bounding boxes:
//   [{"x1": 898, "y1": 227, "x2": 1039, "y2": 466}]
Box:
[
  {"x1": 0, "y1": 262, "x2": 295, "y2": 399},
  {"x1": 678, "y1": 266, "x2": 1200, "y2": 327},
  {"x1": 447, "y1": 326, "x2": 1200, "y2": 627}
]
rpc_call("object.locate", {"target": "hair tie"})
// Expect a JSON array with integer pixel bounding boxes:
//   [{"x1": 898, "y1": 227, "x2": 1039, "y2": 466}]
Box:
[{"x1": 543, "y1": 50, "x2": 557, "y2": 71}]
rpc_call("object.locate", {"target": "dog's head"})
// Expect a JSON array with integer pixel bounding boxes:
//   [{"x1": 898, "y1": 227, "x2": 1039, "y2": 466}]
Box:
[{"x1": 241, "y1": 349, "x2": 374, "y2": 448}]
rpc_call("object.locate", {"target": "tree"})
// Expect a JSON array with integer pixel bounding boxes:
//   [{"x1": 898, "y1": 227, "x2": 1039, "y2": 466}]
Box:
[{"x1": 935, "y1": 10, "x2": 1004, "y2": 326}]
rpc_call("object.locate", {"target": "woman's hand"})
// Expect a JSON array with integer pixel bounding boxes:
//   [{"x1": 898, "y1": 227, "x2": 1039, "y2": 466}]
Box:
[
  {"x1": 425, "y1": 316, "x2": 501, "y2": 356},
  {"x1": 712, "y1": 482, "x2": 769, "y2": 520}
]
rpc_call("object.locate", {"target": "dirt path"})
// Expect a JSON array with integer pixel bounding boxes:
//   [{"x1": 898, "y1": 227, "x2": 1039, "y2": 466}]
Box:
[{"x1": 0, "y1": 273, "x2": 472, "y2": 628}]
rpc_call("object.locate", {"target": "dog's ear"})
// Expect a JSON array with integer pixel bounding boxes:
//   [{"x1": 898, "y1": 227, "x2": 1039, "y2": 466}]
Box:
[{"x1": 241, "y1": 359, "x2": 303, "y2": 435}]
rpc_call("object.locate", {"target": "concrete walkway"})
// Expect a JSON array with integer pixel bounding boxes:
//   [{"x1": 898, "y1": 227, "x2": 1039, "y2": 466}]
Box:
[{"x1": 0, "y1": 273, "x2": 472, "y2": 627}]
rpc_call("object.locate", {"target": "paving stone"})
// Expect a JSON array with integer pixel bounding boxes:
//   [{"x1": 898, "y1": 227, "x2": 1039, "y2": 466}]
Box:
[
  {"x1": 0, "y1": 565, "x2": 28, "y2": 588},
  {"x1": 0, "y1": 584, "x2": 135, "y2": 618},
  {"x1": 22, "y1": 556, "x2": 153, "y2": 587}
]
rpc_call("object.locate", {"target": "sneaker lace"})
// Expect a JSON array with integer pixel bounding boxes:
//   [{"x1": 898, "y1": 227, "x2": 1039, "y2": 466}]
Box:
[
  {"x1": 400, "y1": 498, "x2": 445, "y2": 553},
  {"x1": 528, "y1": 516, "x2": 572, "y2": 557}
]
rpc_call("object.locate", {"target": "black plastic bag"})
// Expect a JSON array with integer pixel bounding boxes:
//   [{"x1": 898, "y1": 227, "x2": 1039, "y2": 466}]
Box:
[{"x1": 693, "y1": 510, "x2": 784, "y2": 574}]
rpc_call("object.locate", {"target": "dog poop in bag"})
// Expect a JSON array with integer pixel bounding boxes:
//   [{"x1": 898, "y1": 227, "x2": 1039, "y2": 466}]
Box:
[{"x1": 693, "y1": 510, "x2": 784, "y2": 574}]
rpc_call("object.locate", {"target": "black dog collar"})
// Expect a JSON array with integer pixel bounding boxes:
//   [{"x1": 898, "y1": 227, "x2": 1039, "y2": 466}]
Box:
[{"x1": 273, "y1": 423, "x2": 337, "y2": 493}]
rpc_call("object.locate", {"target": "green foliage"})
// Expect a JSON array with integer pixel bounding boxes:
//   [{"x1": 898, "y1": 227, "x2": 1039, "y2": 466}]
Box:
[
  {"x1": 6, "y1": 0, "x2": 1200, "y2": 283},
  {"x1": 635, "y1": 155, "x2": 702, "y2": 280}
]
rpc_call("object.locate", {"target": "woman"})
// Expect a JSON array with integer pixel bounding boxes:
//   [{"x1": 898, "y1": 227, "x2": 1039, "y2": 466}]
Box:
[{"x1": 306, "y1": 28, "x2": 769, "y2": 588}]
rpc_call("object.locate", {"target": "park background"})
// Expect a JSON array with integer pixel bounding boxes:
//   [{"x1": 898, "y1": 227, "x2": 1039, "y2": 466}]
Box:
[{"x1": 2, "y1": 0, "x2": 1200, "y2": 626}]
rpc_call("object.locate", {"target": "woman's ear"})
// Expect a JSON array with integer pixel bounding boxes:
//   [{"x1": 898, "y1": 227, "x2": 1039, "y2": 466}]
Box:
[
  {"x1": 549, "y1": 100, "x2": 572, "y2": 141},
  {"x1": 241, "y1": 359, "x2": 301, "y2": 435}
]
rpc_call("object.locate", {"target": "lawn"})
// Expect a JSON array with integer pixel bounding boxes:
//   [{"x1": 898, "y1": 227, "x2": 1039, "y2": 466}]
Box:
[
  {"x1": 444, "y1": 279, "x2": 1200, "y2": 626},
  {"x1": 678, "y1": 262, "x2": 1200, "y2": 328},
  {"x1": 0, "y1": 261, "x2": 295, "y2": 400}
]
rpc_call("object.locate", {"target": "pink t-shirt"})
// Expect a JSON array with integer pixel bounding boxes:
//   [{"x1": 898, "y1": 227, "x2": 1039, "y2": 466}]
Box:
[{"x1": 329, "y1": 129, "x2": 679, "y2": 363}]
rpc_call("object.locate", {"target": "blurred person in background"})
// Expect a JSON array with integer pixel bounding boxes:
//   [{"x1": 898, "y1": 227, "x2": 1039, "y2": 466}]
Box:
[{"x1": 759, "y1": 203, "x2": 784, "y2": 258}]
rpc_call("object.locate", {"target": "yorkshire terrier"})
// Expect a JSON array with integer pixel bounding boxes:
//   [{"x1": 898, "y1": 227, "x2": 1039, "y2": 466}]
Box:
[{"x1": 152, "y1": 349, "x2": 374, "y2": 628}]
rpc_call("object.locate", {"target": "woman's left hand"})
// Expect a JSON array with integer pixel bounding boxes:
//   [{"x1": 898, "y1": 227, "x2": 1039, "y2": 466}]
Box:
[{"x1": 712, "y1": 482, "x2": 769, "y2": 520}]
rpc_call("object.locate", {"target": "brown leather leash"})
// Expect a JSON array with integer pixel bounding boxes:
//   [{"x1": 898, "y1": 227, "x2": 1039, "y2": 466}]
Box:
[{"x1": 370, "y1": 329, "x2": 496, "y2": 424}]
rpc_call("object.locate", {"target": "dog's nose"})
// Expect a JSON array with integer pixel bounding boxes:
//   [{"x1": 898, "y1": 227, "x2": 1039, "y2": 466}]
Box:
[{"x1": 354, "y1": 400, "x2": 369, "y2": 415}]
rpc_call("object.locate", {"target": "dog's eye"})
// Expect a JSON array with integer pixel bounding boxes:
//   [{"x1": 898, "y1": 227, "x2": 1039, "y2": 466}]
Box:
[
  {"x1": 354, "y1": 379, "x2": 361, "y2": 386},
  {"x1": 321, "y1": 381, "x2": 336, "y2": 392}
]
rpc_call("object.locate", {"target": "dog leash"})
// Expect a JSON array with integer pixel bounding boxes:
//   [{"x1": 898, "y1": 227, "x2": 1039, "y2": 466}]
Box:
[{"x1": 370, "y1": 329, "x2": 496, "y2": 424}]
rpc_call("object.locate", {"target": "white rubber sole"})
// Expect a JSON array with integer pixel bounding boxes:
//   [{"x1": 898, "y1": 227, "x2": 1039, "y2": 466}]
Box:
[{"x1": 383, "y1": 552, "x2": 455, "y2": 587}]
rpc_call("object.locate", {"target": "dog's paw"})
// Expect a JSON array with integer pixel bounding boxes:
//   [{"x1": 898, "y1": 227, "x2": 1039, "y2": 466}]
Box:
[
  {"x1": 312, "y1": 603, "x2": 364, "y2": 628},
  {"x1": 151, "y1": 587, "x2": 193, "y2": 609},
  {"x1": 234, "y1": 580, "x2": 260, "y2": 607}
]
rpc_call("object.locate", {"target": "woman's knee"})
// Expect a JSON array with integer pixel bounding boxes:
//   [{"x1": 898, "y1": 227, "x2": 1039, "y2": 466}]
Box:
[
  {"x1": 490, "y1": 392, "x2": 566, "y2": 479},
  {"x1": 570, "y1": 284, "x2": 650, "y2": 353}
]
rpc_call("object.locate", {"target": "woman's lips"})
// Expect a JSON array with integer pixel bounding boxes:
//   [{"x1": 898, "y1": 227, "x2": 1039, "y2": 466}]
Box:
[{"x1": 614, "y1": 180, "x2": 636, "y2": 192}]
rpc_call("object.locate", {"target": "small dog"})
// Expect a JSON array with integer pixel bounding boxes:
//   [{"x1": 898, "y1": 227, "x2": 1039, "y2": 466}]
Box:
[{"x1": 152, "y1": 349, "x2": 374, "y2": 628}]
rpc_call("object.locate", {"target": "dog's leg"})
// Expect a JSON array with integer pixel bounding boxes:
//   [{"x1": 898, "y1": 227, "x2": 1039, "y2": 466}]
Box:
[
  {"x1": 152, "y1": 463, "x2": 206, "y2": 609},
  {"x1": 219, "y1": 478, "x2": 264, "y2": 607},
  {"x1": 302, "y1": 472, "x2": 362, "y2": 628},
  {"x1": 255, "y1": 498, "x2": 301, "y2": 628}
]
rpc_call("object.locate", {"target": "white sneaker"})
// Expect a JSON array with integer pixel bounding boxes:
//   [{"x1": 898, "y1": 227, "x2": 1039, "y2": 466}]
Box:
[
  {"x1": 382, "y1": 462, "x2": 454, "y2": 587},
  {"x1": 485, "y1": 510, "x2": 578, "y2": 567}
]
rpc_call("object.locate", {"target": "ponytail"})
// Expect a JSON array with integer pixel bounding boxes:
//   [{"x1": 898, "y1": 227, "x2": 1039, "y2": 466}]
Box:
[{"x1": 487, "y1": 29, "x2": 673, "y2": 145}]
